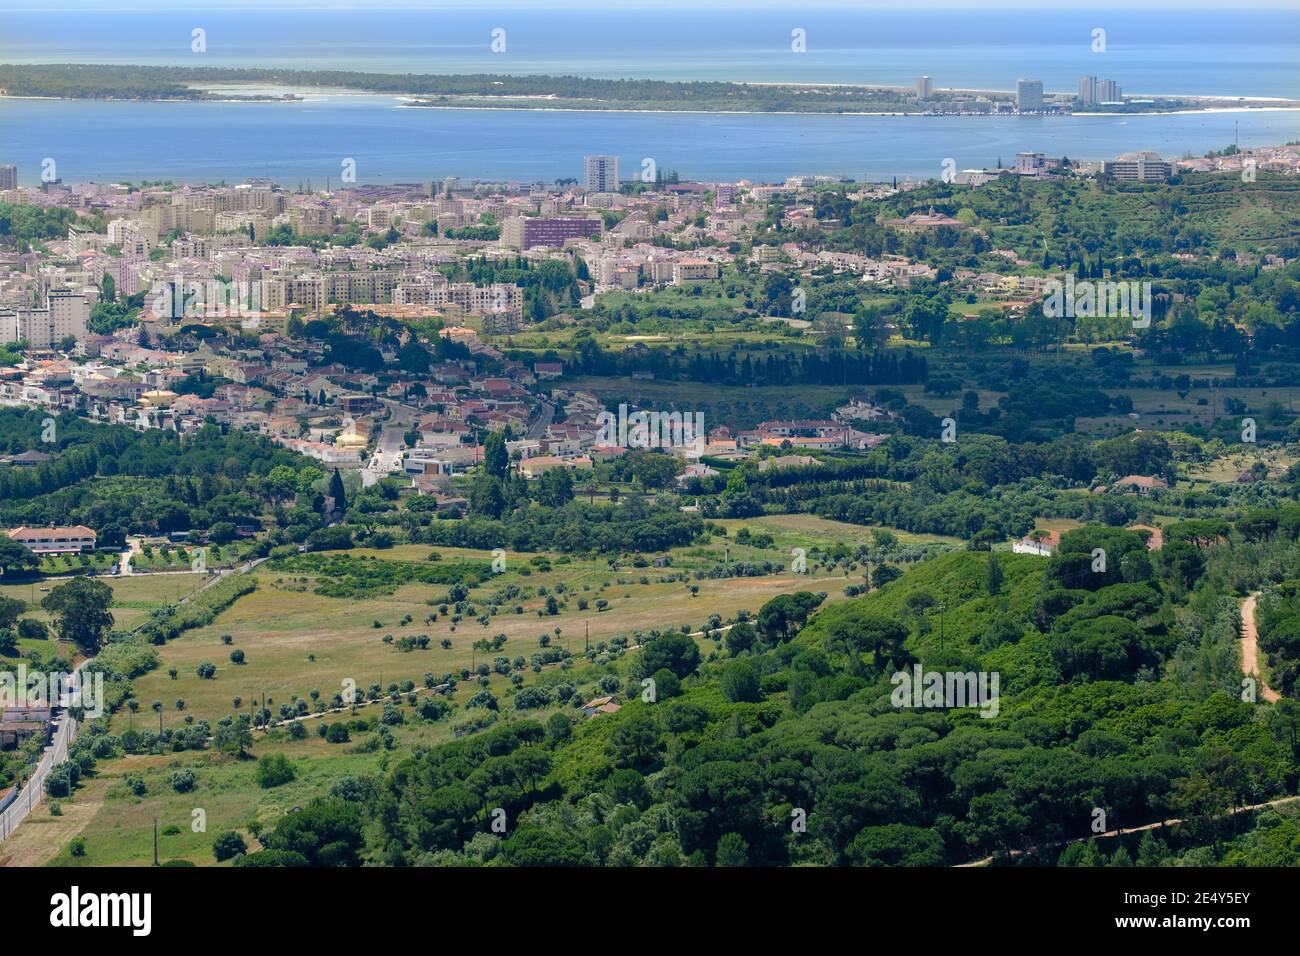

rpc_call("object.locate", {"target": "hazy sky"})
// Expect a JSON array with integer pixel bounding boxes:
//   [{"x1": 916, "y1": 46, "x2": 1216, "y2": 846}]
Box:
[{"x1": 4, "y1": 0, "x2": 1297, "y2": 9}]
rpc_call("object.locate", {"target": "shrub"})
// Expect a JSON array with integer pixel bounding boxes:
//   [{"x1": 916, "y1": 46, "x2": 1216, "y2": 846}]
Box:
[
  {"x1": 325, "y1": 723, "x2": 351, "y2": 744},
  {"x1": 720, "y1": 659, "x2": 762, "y2": 703},
  {"x1": 213, "y1": 831, "x2": 248, "y2": 862},
  {"x1": 254, "y1": 753, "x2": 296, "y2": 789}
]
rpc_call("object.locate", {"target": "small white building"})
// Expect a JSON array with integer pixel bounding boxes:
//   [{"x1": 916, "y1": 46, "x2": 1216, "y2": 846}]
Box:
[{"x1": 1012, "y1": 530, "x2": 1060, "y2": 557}]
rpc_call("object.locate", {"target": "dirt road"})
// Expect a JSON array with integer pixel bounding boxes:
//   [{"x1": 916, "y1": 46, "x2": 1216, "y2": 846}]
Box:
[{"x1": 1241, "y1": 591, "x2": 1281, "y2": 704}]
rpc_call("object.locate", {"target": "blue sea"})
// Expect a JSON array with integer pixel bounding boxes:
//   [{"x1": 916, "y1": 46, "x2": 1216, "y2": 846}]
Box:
[{"x1": 1, "y1": 6, "x2": 1298, "y2": 184}]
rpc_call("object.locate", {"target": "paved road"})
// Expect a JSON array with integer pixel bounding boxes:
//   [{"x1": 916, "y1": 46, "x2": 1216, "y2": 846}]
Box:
[
  {"x1": 0, "y1": 675, "x2": 79, "y2": 842},
  {"x1": 363, "y1": 425, "x2": 406, "y2": 487},
  {"x1": 362, "y1": 400, "x2": 417, "y2": 487},
  {"x1": 527, "y1": 399, "x2": 555, "y2": 440}
]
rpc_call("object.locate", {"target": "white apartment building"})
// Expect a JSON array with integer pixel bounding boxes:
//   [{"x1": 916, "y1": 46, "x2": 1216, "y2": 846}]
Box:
[
  {"x1": 0, "y1": 289, "x2": 91, "y2": 349},
  {"x1": 672, "y1": 259, "x2": 720, "y2": 284},
  {"x1": 1016, "y1": 79, "x2": 1044, "y2": 112},
  {"x1": 1077, "y1": 75, "x2": 1123, "y2": 107},
  {"x1": 214, "y1": 211, "x2": 269, "y2": 241},
  {"x1": 584, "y1": 155, "x2": 620, "y2": 193},
  {"x1": 1015, "y1": 152, "x2": 1047, "y2": 176}
]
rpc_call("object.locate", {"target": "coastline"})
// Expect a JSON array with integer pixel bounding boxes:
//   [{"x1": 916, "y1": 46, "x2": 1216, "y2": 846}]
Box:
[{"x1": 3, "y1": 90, "x2": 1297, "y2": 118}]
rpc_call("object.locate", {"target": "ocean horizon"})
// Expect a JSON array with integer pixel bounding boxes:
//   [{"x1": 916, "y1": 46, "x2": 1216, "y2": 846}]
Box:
[
  {"x1": 1, "y1": 7, "x2": 1298, "y2": 184},
  {"x1": 2, "y1": 8, "x2": 1298, "y2": 97}
]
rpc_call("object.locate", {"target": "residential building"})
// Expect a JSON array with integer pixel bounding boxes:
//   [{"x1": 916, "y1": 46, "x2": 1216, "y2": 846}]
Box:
[
  {"x1": 1015, "y1": 152, "x2": 1047, "y2": 176},
  {"x1": 0, "y1": 289, "x2": 91, "y2": 349},
  {"x1": 501, "y1": 216, "x2": 602, "y2": 250},
  {"x1": 1016, "y1": 79, "x2": 1044, "y2": 112},
  {"x1": 1103, "y1": 152, "x2": 1173, "y2": 182},
  {"x1": 1078, "y1": 75, "x2": 1123, "y2": 107},
  {"x1": 1107, "y1": 474, "x2": 1169, "y2": 494},
  {"x1": 584, "y1": 155, "x2": 621, "y2": 193},
  {"x1": 582, "y1": 695, "x2": 622, "y2": 717},
  {"x1": 6, "y1": 525, "x2": 98, "y2": 554},
  {"x1": 1, "y1": 707, "x2": 53, "y2": 750},
  {"x1": 917, "y1": 75, "x2": 933, "y2": 100},
  {"x1": 1077, "y1": 75, "x2": 1098, "y2": 106},
  {"x1": 672, "y1": 259, "x2": 720, "y2": 284},
  {"x1": 0, "y1": 164, "x2": 17, "y2": 190},
  {"x1": 0, "y1": 450, "x2": 54, "y2": 467},
  {"x1": 1013, "y1": 530, "x2": 1061, "y2": 557}
]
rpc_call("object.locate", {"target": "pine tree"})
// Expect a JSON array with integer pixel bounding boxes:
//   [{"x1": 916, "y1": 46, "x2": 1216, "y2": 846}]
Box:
[
  {"x1": 483, "y1": 431, "x2": 509, "y2": 479},
  {"x1": 1136, "y1": 832, "x2": 1169, "y2": 867},
  {"x1": 1077, "y1": 839, "x2": 1105, "y2": 867},
  {"x1": 328, "y1": 468, "x2": 347, "y2": 513},
  {"x1": 986, "y1": 551, "x2": 1004, "y2": 595}
]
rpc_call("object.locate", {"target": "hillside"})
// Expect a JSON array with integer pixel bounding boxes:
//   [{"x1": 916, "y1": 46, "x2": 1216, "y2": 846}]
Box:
[{"x1": 345, "y1": 534, "x2": 1297, "y2": 867}]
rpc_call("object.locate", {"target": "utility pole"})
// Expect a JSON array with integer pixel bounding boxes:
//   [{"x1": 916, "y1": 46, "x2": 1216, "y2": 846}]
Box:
[
  {"x1": 153, "y1": 818, "x2": 159, "y2": 866},
  {"x1": 585, "y1": 621, "x2": 590, "y2": 655}
]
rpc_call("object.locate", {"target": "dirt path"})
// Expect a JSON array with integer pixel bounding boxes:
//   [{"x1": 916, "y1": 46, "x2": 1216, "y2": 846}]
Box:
[
  {"x1": 956, "y1": 793, "x2": 1300, "y2": 867},
  {"x1": 1241, "y1": 591, "x2": 1281, "y2": 704},
  {"x1": 0, "y1": 774, "x2": 112, "y2": 867}
]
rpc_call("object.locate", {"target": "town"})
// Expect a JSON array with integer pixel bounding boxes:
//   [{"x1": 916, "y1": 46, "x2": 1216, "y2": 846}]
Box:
[{"x1": 2, "y1": 13, "x2": 1300, "y2": 899}]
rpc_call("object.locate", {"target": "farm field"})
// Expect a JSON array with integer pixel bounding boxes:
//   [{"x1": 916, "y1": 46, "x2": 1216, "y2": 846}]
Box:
[
  {"x1": 123, "y1": 544, "x2": 858, "y2": 727},
  {"x1": 10, "y1": 733, "x2": 393, "y2": 867},
  {"x1": 1184, "y1": 446, "x2": 1298, "y2": 484},
  {"x1": 1, "y1": 572, "x2": 207, "y2": 657},
  {"x1": 713, "y1": 513, "x2": 962, "y2": 550}
]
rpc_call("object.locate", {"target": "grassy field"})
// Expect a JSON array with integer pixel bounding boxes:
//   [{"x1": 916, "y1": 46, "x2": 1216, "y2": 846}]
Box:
[
  {"x1": 563, "y1": 376, "x2": 853, "y2": 429},
  {"x1": 37, "y1": 552, "x2": 116, "y2": 575},
  {"x1": 1, "y1": 572, "x2": 207, "y2": 658},
  {"x1": 122, "y1": 543, "x2": 859, "y2": 728},
  {"x1": 1184, "y1": 446, "x2": 1297, "y2": 484},
  {"x1": 4, "y1": 732, "x2": 392, "y2": 867},
  {"x1": 15, "y1": 533, "x2": 876, "y2": 867},
  {"x1": 18, "y1": 677, "x2": 627, "y2": 867},
  {"x1": 713, "y1": 513, "x2": 961, "y2": 550}
]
